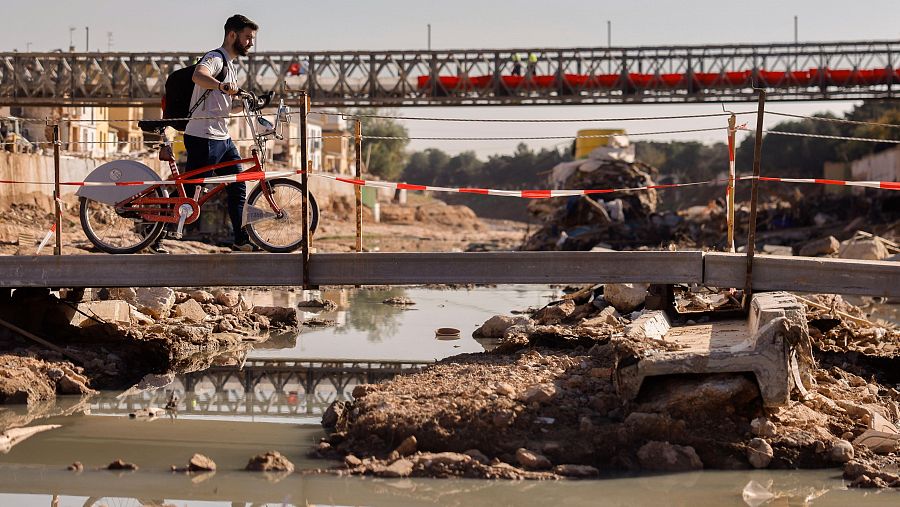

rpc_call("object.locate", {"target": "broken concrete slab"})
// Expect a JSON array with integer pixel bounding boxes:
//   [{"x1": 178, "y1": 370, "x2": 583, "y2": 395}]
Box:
[
  {"x1": 65, "y1": 300, "x2": 133, "y2": 328},
  {"x1": 618, "y1": 292, "x2": 806, "y2": 408},
  {"x1": 799, "y1": 236, "x2": 840, "y2": 257},
  {"x1": 624, "y1": 311, "x2": 670, "y2": 341}
]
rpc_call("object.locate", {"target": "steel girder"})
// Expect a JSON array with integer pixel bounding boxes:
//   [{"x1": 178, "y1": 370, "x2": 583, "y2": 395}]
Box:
[{"x1": 1, "y1": 40, "x2": 899, "y2": 107}]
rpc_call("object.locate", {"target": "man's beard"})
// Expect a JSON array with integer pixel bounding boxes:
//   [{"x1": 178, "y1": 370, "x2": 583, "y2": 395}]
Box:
[{"x1": 232, "y1": 40, "x2": 250, "y2": 57}]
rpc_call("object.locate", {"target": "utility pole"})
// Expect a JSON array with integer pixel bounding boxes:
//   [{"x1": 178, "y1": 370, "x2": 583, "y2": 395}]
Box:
[
  {"x1": 427, "y1": 24, "x2": 431, "y2": 51},
  {"x1": 794, "y1": 15, "x2": 798, "y2": 44},
  {"x1": 69, "y1": 26, "x2": 76, "y2": 52},
  {"x1": 85, "y1": 26, "x2": 89, "y2": 52},
  {"x1": 107, "y1": 32, "x2": 113, "y2": 52},
  {"x1": 607, "y1": 20, "x2": 612, "y2": 48},
  {"x1": 26, "y1": 42, "x2": 32, "y2": 52}
]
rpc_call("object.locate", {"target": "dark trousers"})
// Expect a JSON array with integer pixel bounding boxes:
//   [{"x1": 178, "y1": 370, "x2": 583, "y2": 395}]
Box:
[{"x1": 183, "y1": 134, "x2": 248, "y2": 244}]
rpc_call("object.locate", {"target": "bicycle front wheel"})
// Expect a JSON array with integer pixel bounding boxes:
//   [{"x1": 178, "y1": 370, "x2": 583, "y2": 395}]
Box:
[
  {"x1": 79, "y1": 188, "x2": 166, "y2": 254},
  {"x1": 245, "y1": 178, "x2": 319, "y2": 253}
]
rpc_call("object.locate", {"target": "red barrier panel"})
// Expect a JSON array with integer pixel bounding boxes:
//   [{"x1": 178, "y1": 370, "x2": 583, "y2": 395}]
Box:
[{"x1": 595, "y1": 74, "x2": 619, "y2": 88}]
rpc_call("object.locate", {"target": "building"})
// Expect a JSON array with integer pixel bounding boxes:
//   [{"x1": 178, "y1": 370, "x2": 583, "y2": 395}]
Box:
[
  {"x1": 316, "y1": 110, "x2": 351, "y2": 174},
  {"x1": 62, "y1": 107, "x2": 116, "y2": 158},
  {"x1": 108, "y1": 107, "x2": 145, "y2": 153}
]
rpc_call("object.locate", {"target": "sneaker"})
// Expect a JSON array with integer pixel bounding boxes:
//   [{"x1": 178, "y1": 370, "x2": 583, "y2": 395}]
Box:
[
  {"x1": 230, "y1": 242, "x2": 261, "y2": 252},
  {"x1": 149, "y1": 239, "x2": 169, "y2": 254}
]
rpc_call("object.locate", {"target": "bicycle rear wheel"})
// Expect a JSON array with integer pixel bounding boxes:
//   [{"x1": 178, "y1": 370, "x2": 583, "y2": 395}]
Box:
[
  {"x1": 245, "y1": 178, "x2": 319, "y2": 253},
  {"x1": 79, "y1": 188, "x2": 167, "y2": 254}
]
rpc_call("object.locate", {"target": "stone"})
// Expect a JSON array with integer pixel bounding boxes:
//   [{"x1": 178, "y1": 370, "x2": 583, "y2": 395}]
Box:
[
  {"x1": 245, "y1": 451, "x2": 295, "y2": 472},
  {"x1": 474, "y1": 315, "x2": 517, "y2": 338},
  {"x1": 321, "y1": 401, "x2": 349, "y2": 429},
  {"x1": 492, "y1": 409, "x2": 516, "y2": 426},
  {"x1": 519, "y1": 383, "x2": 558, "y2": 404},
  {"x1": 110, "y1": 287, "x2": 176, "y2": 320},
  {"x1": 351, "y1": 384, "x2": 376, "y2": 399},
  {"x1": 831, "y1": 439, "x2": 855, "y2": 463},
  {"x1": 515, "y1": 448, "x2": 552, "y2": 469},
  {"x1": 344, "y1": 454, "x2": 362, "y2": 467},
  {"x1": 57, "y1": 373, "x2": 96, "y2": 395},
  {"x1": 296, "y1": 298, "x2": 338, "y2": 312},
  {"x1": 553, "y1": 464, "x2": 600, "y2": 478},
  {"x1": 532, "y1": 300, "x2": 576, "y2": 325},
  {"x1": 464, "y1": 449, "x2": 490, "y2": 464},
  {"x1": 383, "y1": 296, "x2": 415, "y2": 306},
  {"x1": 252, "y1": 306, "x2": 298, "y2": 327},
  {"x1": 174, "y1": 299, "x2": 208, "y2": 323},
  {"x1": 395, "y1": 435, "x2": 417, "y2": 456},
  {"x1": 624, "y1": 310, "x2": 670, "y2": 340},
  {"x1": 189, "y1": 290, "x2": 215, "y2": 304},
  {"x1": 237, "y1": 293, "x2": 254, "y2": 313},
  {"x1": 213, "y1": 289, "x2": 240, "y2": 307},
  {"x1": 377, "y1": 458, "x2": 413, "y2": 477},
  {"x1": 747, "y1": 438, "x2": 773, "y2": 468},
  {"x1": 603, "y1": 283, "x2": 649, "y2": 313},
  {"x1": 495, "y1": 382, "x2": 516, "y2": 397},
  {"x1": 839, "y1": 238, "x2": 889, "y2": 261},
  {"x1": 799, "y1": 236, "x2": 840, "y2": 257},
  {"x1": 581, "y1": 306, "x2": 621, "y2": 327},
  {"x1": 107, "y1": 459, "x2": 138, "y2": 470},
  {"x1": 636, "y1": 441, "x2": 703, "y2": 472},
  {"x1": 67, "y1": 462, "x2": 83, "y2": 472},
  {"x1": 188, "y1": 453, "x2": 216, "y2": 472},
  {"x1": 67, "y1": 300, "x2": 133, "y2": 328},
  {"x1": 751, "y1": 417, "x2": 777, "y2": 438}
]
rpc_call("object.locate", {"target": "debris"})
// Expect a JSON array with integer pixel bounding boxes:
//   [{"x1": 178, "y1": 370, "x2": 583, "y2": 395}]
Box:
[
  {"x1": 0, "y1": 424, "x2": 61, "y2": 454},
  {"x1": 742, "y1": 480, "x2": 775, "y2": 507},
  {"x1": 798, "y1": 236, "x2": 840, "y2": 257},
  {"x1": 515, "y1": 448, "x2": 552, "y2": 469},
  {"x1": 246, "y1": 451, "x2": 295, "y2": 472},
  {"x1": 747, "y1": 438, "x2": 773, "y2": 468},
  {"x1": 383, "y1": 296, "x2": 415, "y2": 306},
  {"x1": 107, "y1": 459, "x2": 138, "y2": 471},
  {"x1": 603, "y1": 284, "x2": 648, "y2": 313}
]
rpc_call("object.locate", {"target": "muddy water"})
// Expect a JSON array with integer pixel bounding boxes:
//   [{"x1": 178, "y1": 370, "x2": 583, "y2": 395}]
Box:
[{"x1": 1, "y1": 286, "x2": 899, "y2": 505}]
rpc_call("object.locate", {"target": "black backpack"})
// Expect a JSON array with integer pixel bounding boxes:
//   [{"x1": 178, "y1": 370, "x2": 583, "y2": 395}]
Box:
[{"x1": 162, "y1": 48, "x2": 228, "y2": 131}]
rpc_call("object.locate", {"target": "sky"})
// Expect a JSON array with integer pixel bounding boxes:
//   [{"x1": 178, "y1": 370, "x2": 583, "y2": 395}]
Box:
[{"x1": 2, "y1": 0, "x2": 899, "y2": 157}]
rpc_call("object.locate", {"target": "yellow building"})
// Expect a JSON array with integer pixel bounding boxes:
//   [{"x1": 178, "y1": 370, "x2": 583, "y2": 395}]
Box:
[{"x1": 108, "y1": 107, "x2": 145, "y2": 153}]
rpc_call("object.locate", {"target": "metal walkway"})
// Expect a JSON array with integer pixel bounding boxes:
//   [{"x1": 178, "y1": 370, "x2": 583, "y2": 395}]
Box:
[
  {"x1": 1, "y1": 40, "x2": 898, "y2": 107},
  {"x1": 0, "y1": 251, "x2": 896, "y2": 297}
]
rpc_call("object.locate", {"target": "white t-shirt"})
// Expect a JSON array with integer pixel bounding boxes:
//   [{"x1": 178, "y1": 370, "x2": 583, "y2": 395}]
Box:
[{"x1": 184, "y1": 48, "x2": 237, "y2": 140}]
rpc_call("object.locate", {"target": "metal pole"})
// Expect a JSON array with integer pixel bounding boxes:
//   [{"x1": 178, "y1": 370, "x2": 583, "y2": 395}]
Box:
[
  {"x1": 52, "y1": 123, "x2": 61, "y2": 255},
  {"x1": 607, "y1": 21, "x2": 612, "y2": 48},
  {"x1": 744, "y1": 89, "x2": 766, "y2": 309},
  {"x1": 726, "y1": 113, "x2": 736, "y2": 252},
  {"x1": 355, "y1": 120, "x2": 363, "y2": 253},
  {"x1": 794, "y1": 15, "x2": 798, "y2": 44},
  {"x1": 300, "y1": 92, "x2": 310, "y2": 288},
  {"x1": 427, "y1": 24, "x2": 431, "y2": 51},
  {"x1": 84, "y1": 27, "x2": 89, "y2": 52}
]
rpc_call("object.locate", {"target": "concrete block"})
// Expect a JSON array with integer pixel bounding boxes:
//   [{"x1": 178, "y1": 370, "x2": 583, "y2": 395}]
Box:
[
  {"x1": 68, "y1": 300, "x2": 133, "y2": 328},
  {"x1": 617, "y1": 292, "x2": 804, "y2": 408},
  {"x1": 624, "y1": 311, "x2": 670, "y2": 341}
]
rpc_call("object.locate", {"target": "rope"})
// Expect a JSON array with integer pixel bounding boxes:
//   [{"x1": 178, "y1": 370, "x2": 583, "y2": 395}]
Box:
[
  {"x1": 362, "y1": 126, "x2": 727, "y2": 141},
  {"x1": 311, "y1": 110, "x2": 757, "y2": 123},
  {"x1": 767, "y1": 111, "x2": 900, "y2": 129},
  {"x1": 761, "y1": 129, "x2": 900, "y2": 144}
]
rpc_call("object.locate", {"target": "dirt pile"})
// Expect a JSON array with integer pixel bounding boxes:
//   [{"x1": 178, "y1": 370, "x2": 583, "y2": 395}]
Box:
[
  {"x1": 522, "y1": 159, "x2": 663, "y2": 250},
  {"x1": 317, "y1": 289, "x2": 900, "y2": 484}
]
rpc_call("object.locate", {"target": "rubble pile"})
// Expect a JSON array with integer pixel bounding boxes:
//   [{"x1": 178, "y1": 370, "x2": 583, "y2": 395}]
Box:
[{"x1": 318, "y1": 287, "x2": 900, "y2": 485}]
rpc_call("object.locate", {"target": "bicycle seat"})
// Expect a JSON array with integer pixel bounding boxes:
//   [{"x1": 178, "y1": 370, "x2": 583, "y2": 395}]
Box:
[{"x1": 138, "y1": 119, "x2": 182, "y2": 134}]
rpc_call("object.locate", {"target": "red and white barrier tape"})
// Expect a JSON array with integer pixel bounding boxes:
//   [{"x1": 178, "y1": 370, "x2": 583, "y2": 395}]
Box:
[
  {"x1": 758, "y1": 176, "x2": 900, "y2": 190},
  {"x1": 35, "y1": 223, "x2": 55, "y2": 254}
]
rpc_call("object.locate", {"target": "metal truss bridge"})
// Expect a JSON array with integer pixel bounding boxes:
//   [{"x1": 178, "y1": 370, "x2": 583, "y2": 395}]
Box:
[
  {"x1": 1, "y1": 40, "x2": 899, "y2": 107},
  {"x1": 92, "y1": 358, "x2": 430, "y2": 418}
]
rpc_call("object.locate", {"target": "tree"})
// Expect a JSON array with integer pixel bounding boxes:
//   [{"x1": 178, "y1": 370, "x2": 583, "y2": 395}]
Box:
[{"x1": 354, "y1": 108, "x2": 409, "y2": 181}]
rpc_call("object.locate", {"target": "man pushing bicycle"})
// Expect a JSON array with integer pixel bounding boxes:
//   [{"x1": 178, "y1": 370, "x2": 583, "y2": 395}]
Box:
[{"x1": 153, "y1": 14, "x2": 259, "y2": 253}]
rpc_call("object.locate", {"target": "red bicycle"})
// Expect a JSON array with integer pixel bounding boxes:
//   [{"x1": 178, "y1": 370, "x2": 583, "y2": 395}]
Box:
[{"x1": 76, "y1": 90, "x2": 319, "y2": 254}]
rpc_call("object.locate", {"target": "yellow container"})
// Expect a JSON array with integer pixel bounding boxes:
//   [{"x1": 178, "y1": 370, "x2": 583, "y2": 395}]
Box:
[{"x1": 575, "y1": 129, "x2": 626, "y2": 159}]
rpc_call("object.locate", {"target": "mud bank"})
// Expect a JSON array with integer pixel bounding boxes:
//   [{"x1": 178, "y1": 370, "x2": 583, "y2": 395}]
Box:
[
  {"x1": 0, "y1": 287, "x2": 298, "y2": 406},
  {"x1": 318, "y1": 288, "x2": 900, "y2": 485}
]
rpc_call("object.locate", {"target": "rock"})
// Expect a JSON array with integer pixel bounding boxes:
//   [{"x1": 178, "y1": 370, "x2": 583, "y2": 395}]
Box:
[
  {"x1": 173, "y1": 291, "x2": 190, "y2": 304},
  {"x1": 495, "y1": 382, "x2": 516, "y2": 397},
  {"x1": 237, "y1": 293, "x2": 254, "y2": 313},
  {"x1": 57, "y1": 373, "x2": 96, "y2": 395},
  {"x1": 464, "y1": 449, "x2": 490, "y2": 464},
  {"x1": 245, "y1": 451, "x2": 295, "y2": 472},
  {"x1": 581, "y1": 306, "x2": 621, "y2": 327},
  {"x1": 751, "y1": 417, "x2": 777, "y2": 438},
  {"x1": 603, "y1": 283, "x2": 649, "y2": 313},
  {"x1": 128, "y1": 407, "x2": 165, "y2": 419},
  {"x1": 624, "y1": 310, "x2": 670, "y2": 340},
  {"x1": 532, "y1": 300, "x2": 576, "y2": 325},
  {"x1": 747, "y1": 438, "x2": 773, "y2": 468},
  {"x1": 492, "y1": 409, "x2": 516, "y2": 426},
  {"x1": 636, "y1": 441, "x2": 703, "y2": 472},
  {"x1": 67, "y1": 461, "x2": 83, "y2": 472},
  {"x1": 839, "y1": 238, "x2": 889, "y2": 261},
  {"x1": 213, "y1": 289, "x2": 240, "y2": 307},
  {"x1": 383, "y1": 296, "x2": 415, "y2": 306},
  {"x1": 297, "y1": 298, "x2": 338, "y2": 312},
  {"x1": 67, "y1": 300, "x2": 133, "y2": 328},
  {"x1": 174, "y1": 299, "x2": 208, "y2": 323},
  {"x1": 515, "y1": 448, "x2": 552, "y2": 469},
  {"x1": 519, "y1": 383, "x2": 558, "y2": 404},
  {"x1": 344, "y1": 454, "x2": 362, "y2": 467},
  {"x1": 473, "y1": 315, "x2": 517, "y2": 338},
  {"x1": 553, "y1": 464, "x2": 600, "y2": 478},
  {"x1": 351, "y1": 384, "x2": 376, "y2": 399},
  {"x1": 252, "y1": 306, "x2": 298, "y2": 327},
  {"x1": 189, "y1": 290, "x2": 215, "y2": 304},
  {"x1": 799, "y1": 236, "x2": 840, "y2": 257},
  {"x1": 395, "y1": 435, "x2": 418, "y2": 456},
  {"x1": 109, "y1": 287, "x2": 176, "y2": 320},
  {"x1": 377, "y1": 458, "x2": 413, "y2": 477},
  {"x1": 321, "y1": 401, "x2": 349, "y2": 429},
  {"x1": 187, "y1": 453, "x2": 216, "y2": 472},
  {"x1": 107, "y1": 459, "x2": 138, "y2": 470},
  {"x1": 831, "y1": 439, "x2": 854, "y2": 463}
]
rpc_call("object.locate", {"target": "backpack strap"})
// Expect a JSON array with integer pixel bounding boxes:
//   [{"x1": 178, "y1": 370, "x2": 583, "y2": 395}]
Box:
[{"x1": 188, "y1": 49, "x2": 232, "y2": 117}]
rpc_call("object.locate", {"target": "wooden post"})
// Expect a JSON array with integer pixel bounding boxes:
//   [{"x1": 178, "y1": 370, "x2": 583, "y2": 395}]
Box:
[
  {"x1": 355, "y1": 119, "x2": 363, "y2": 253},
  {"x1": 726, "y1": 113, "x2": 736, "y2": 252},
  {"x1": 52, "y1": 123, "x2": 61, "y2": 255},
  {"x1": 300, "y1": 92, "x2": 310, "y2": 289},
  {"x1": 744, "y1": 89, "x2": 766, "y2": 309}
]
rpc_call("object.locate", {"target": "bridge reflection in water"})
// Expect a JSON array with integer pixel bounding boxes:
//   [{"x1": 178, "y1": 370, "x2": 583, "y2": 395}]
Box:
[{"x1": 91, "y1": 358, "x2": 431, "y2": 419}]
